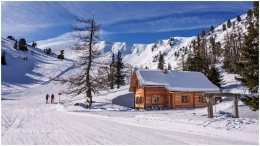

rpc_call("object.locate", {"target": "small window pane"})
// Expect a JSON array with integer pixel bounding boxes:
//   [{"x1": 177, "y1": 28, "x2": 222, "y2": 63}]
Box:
[
  {"x1": 181, "y1": 96, "x2": 189, "y2": 103},
  {"x1": 152, "y1": 95, "x2": 160, "y2": 104}
]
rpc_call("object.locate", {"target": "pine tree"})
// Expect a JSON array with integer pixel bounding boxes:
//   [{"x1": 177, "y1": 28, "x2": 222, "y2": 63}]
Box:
[
  {"x1": 14, "y1": 41, "x2": 18, "y2": 49},
  {"x1": 109, "y1": 53, "x2": 116, "y2": 89},
  {"x1": 210, "y1": 26, "x2": 214, "y2": 32},
  {"x1": 1, "y1": 51, "x2": 7, "y2": 65},
  {"x1": 197, "y1": 34, "x2": 200, "y2": 48},
  {"x1": 57, "y1": 50, "x2": 64, "y2": 60},
  {"x1": 210, "y1": 36, "x2": 218, "y2": 63},
  {"x1": 222, "y1": 24, "x2": 226, "y2": 31},
  {"x1": 239, "y1": 2, "x2": 259, "y2": 111},
  {"x1": 184, "y1": 54, "x2": 204, "y2": 72},
  {"x1": 227, "y1": 19, "x2": 232, "y2": 28},
  {"x1": 201, "y1": 31, "x2": 206, "y2": 37},
  {"x1": 19, "y1": 38, "x2": 27, "y2": 51},
  {"x1": 253, "y1": 1, "x2": 259, "y2": 21},
  {"x1": 238, "y1": 4, "x2": 259, "y2": 93},
  {"x1": 32, "y1": 41, "x2": 37, "y2": 47},
  {"x1": 157, "y1": 54, "x2": 165, "y2": 70},
  {"x1": 247, "y1": 9, "x2": 253, "y2": 22},
  {"x1": 115, "y1": 50, "x2": 125, "y2": 89},
  {"x1": 7, "y1": 36, "x2": 15, "y2": 41},
  {"x1": 207, "y1": 66, "x2": 222, "y2": 87},
  {"x1": 237, "y1": 15, "x2": 241, "y2": 22},
  {"x1": 241, "y1": 96, "x2": 259, "y2": 111}
]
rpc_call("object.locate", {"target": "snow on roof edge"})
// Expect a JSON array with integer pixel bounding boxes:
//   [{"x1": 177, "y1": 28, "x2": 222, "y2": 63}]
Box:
[{"x1": 135, "y1": 69, "x2": 220, "y2": 92}]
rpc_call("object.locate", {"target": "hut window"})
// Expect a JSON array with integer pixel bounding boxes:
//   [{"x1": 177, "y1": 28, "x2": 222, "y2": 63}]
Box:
[
  {"x1": 199, "y1": 96, "x2": 207, "y2": 103},
  {"x1": 152, "y1": 95, "x2": 160, "y2": 104},
  {"x1": 181, "y1": 96, "x2": 189, "y2": 103}
]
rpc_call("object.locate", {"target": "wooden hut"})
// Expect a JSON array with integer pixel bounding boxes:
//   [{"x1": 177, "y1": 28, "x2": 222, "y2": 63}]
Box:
[{"x1": 129, "y1": 69, "x2": 220, "y2": 110}]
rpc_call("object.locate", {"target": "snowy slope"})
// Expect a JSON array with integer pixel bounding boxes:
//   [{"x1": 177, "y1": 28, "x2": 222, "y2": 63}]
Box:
[{"x1": 1, "y1": 38, "x2": 74, "y2": 94}]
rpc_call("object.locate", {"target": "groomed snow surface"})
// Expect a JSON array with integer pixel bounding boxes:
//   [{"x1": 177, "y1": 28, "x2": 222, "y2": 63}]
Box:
[{"x1": 1, "y1": 84, "x2": 259, "y2": 145}]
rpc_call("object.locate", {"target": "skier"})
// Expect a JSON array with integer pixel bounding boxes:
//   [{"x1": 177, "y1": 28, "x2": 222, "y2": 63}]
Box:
[
  {"x1": 51, "y1": 94, "x2": 55, "y2": 104},
  {"x1": 46, "y1": 94, "x2": 49, "y2": 104}
]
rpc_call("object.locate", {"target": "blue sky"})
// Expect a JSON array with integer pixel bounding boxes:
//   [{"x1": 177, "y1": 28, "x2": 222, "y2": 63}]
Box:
[{"x1": 1, "y1": 1, "x2": 253, "y2": 44}]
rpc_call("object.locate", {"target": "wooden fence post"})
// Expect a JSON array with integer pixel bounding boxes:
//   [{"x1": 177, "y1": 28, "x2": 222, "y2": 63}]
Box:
[
  {"x1": 207, "y1": 96, "x2": 214, "y2": 118},
  {"x1": 234, "y1": 96, "x2": 239, "y2": 118}
]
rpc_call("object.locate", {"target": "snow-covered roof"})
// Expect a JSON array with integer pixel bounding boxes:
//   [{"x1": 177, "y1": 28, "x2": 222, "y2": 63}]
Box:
[{"x1": 135, "y1": 69, "x2": 220, "y2": 92}]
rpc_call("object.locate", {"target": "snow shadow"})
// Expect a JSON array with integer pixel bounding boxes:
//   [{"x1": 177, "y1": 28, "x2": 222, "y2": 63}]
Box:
[
  {"x1": 112, "y1": 93, "x2": 134, "y2": 108},
  {"x1": 1, "y1": 97, "x2": 15, "y2": 101},
  {"x1": 74, "y1": 103, "x2": 89, "y2": 109}
]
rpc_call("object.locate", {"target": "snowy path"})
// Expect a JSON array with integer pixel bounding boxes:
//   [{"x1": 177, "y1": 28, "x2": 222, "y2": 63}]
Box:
[
  {"x1": 1, "y1": 82, "x2": 258, "y2": 144},
  {"x1": 1, "y1": 99, "x2": 256, "y2": 145}
]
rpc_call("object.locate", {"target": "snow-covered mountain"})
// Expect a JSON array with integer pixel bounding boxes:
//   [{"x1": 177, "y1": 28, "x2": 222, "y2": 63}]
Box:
[
  {"x1": 2, "y1": 13, "x2": 250, "y2": 95},
  {"x1": 37, "y1": 33, "x2": 195, "y2": 69},
  {"x1": 36, "y1": 14, "x2": 248, "y2": 71}
]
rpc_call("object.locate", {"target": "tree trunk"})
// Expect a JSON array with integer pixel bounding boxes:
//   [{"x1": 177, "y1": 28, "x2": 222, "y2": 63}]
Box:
[{"x1": 86, "y1": 17, "x2": 94, "y2": 109}]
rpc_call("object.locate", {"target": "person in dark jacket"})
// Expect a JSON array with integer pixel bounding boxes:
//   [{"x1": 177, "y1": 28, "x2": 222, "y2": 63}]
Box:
[
  {"x1": 51, "y1": 94, "x2": 55, "y2": 104},
  {"x1": 46, "y1": 94, "x2": 49, "y2": 104}
]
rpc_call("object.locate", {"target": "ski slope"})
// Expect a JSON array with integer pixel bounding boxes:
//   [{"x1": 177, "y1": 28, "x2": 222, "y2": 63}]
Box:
[{"x1": 1, "y1": 81, "x2": 259, "y2": 144}]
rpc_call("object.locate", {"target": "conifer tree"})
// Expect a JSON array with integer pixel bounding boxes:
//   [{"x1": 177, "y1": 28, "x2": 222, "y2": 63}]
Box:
[
  {"x1": 227, "y1": 19, "x2": 232, "y2": 28},
  {"x1": 1, "y1": 51, "x2": 7, "y2": 65},
  {"x1": 201, "y1": 31, "x2": 206, "y2": 37},
  {"x1": 115, "y1": 50, "x2": 125, "y2": 89},
  {"x1": 32, "y1": 41, "x2": 37, "y2": 47},
  {"x1": 109, "y1": 53, "x2": 116, "y2": 89},
  {"x1": 7, "y1": 36, "x2": 15, "y2": 41},
  {"x1": 14, "y1": 40, "x2": 18, "y2": 50},
  {"x1": 210, "y1": 26, "x2": 214, "y2": 32},
  {"x1": 236, "y1": 15, "x2": 241, "y2": 22},
  {"x1": 58, "y1": 50, "x2": 64, "y2": 60},
  {"x1": 238, "y1": 3, "x2": 259, "y2": 93},
  {"x1": 241, "y1": 96, "x2": 259, "y2": 111},
  {"x1": 253, "y1": 1, "x2": 259, "y2": 21},
  {"x1": 157, "y1": 54, "x2": 165, "y2": 70},
  {"x1": 237, "y1": 2, "x2": 259, "y2": 111},
  {"x1": 19, "y1": 38, "x2": 27, "y2": 51},
  {"x1": 207, "y1": 66, "x2": 222, "y2": 87},
  {"x1": 222, "y1": 24, "x2": 226, "y2": 31},
  {"x1": 247, "y1": 9, "x2": 253, "y2": 22}
]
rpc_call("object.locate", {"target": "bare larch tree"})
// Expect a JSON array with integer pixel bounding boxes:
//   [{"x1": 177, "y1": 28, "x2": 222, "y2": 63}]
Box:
[{"x1": 57, "y1": 16, "x2": 108, "y2": 108}]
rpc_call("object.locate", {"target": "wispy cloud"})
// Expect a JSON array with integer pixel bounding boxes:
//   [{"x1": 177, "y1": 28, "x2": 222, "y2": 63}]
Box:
[{"x1": 1, "y1": 1, "x2": 252, "y2": 43}]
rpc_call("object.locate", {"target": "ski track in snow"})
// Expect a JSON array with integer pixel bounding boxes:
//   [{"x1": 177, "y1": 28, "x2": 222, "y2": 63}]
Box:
[{"x1": 1, "y1": 81, "x2": 259, "y2": 144}]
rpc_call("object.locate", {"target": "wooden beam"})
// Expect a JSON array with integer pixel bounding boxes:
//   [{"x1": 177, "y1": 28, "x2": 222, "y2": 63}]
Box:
[
  {"x1": 144, "y1": 87, "x2": 146, "y2": 110},
  {"x1": 206, "y1": 96, "x2": 214, "y2": 118},
  {"x1": 234, "y1": 96, "x2": 239, "y2": 118},
  {"x1": 193, "y1": 93, "x2": 195, "y2": 108},
  {"x1": 133, "y1": 87, "x2": 136, "y2": 109},
  {"x1": 204, "y1": 92, "x2": 240, "y2": 97}
]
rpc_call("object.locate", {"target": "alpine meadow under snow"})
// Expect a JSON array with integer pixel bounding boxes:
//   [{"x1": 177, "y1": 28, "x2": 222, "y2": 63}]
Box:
[{"x1": 1, "y1": 4, "x2": 259, "y2": 145}]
